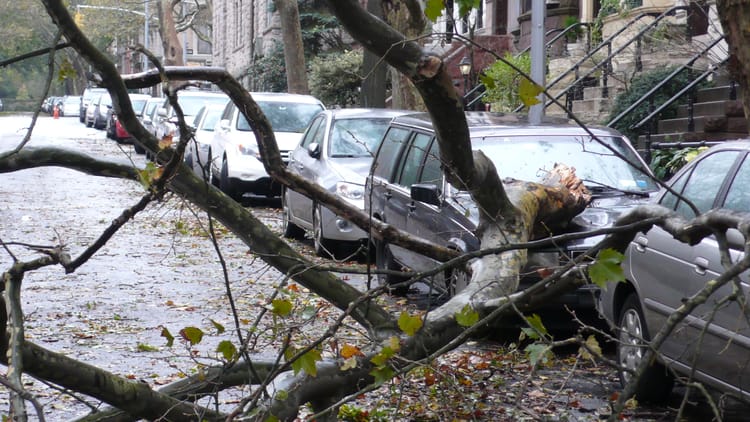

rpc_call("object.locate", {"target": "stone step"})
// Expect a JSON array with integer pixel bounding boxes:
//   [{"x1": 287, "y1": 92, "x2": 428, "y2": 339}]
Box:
[
  {"x1": 676, "y1": 99, "x2": 744, "y2": 118},
  {"x1": 696, "y1": 85, "x2": 742, "y2": 102},
  {"x1": 657, "y1": 115, "x2": 748, "y2": 134},
  {"x1": 636, "y1": 131, "x2": 748, "y2": 150}
]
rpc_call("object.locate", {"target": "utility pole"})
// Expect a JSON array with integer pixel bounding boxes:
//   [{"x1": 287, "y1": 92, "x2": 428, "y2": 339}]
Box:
[{"x1": 529, "y1": 0, "x2": 546, "y2": 124}]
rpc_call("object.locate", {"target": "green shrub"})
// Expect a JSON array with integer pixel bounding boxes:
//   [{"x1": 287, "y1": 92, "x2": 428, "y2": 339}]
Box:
[
  {"x1": 481, "y1": 52, "x2": 531, "y2": 112},
  {"x1": 649, "y1": 147, "x2": 706, "y2": 180},
  {"x1": 309, "y1": 50, "x2": 363, "y2": 107},
  {"x1": 606, "y1": 66, "x2": 711, "y2": 140},
  {"x1": 248, "y1": 41, "x2": 288, "y2": 92}
]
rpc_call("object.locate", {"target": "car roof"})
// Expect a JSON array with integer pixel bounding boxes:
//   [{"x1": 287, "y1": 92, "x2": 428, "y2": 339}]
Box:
[
  {"x1": 322, "y1": 108, "x2": 416, "y2": 120},
  {"x1": 128, "y1": 94, "x2": 152, "y2": 100},
  {"x1": 390, "y1": 111, "x2": 626, "y2": 137},
  {"x1": 177, "y1": 90, "x2": 227, "y2": 98},
  {"x1": 248, "y1": 92, "x2": 323, "y2": 105}
]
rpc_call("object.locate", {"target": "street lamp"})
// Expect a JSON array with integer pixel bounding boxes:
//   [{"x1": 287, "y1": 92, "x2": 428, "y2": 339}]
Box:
[{"x1": 458, "y1": 55, "x2": 472, "y2": 109}]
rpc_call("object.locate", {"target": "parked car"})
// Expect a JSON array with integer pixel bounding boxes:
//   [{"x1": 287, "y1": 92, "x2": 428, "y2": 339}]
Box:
[
  {"x1": 60, "y1": 95, "x2": 81, "y2": 117},
  {"x1": 134, "y1": 97, "x2": 164, "y2": 155},
  {"x1": 283, "y1": 108, "x2": 414, "y2": 258},
  {"x1": 106, "y1": 94, "x2": 153, "y2": 143},
  {"x1": 185, "y1": 103, "x2": 226, "y2": 176},
  {"x1": 598, "y1": 140, "x2": 750, "y2": 404},
  {"x1": 0, "y1": 98, "x2": 4, "y2": 112},
  {"x1": 85, "y1": 92, "x2": 111, "y2": 129},
  {"x1": 80, "y1": 87, "x2": 106, "y2": 123},
  {"x1": 366, "y1": 112, "x2": 658, "y2": 301},
  {"x1": 154, "y1": 90, "x2": 229, "y2": 144},
  {"x1": 210, "y1": 92, "x2": 324, "y2": 200}
]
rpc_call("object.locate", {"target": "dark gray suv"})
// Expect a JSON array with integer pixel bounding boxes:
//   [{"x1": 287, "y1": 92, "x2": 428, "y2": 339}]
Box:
[{"x1": 366, "y1": 112, "x2": 657, "y2": 309}]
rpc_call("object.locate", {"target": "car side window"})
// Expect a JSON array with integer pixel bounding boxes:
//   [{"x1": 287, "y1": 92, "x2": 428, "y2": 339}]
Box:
[
  {"x1": 300, "y1": 116, "x2": 325, "y2": 149},
  {"x1": 419, "y1": 139, "x2": 442, "y2": 185},
  {"x1": 723, "y1": 153, "x2": 750, "y2": 212},
  {"x1": 668, "y1": 150, "x2": 741, "y2": 218},
  {"x1": 397, "y1": 133, "x2": 432, "y2": 188},
  {"x1": 372, "y1": 127, "x2": 410, "y2": 181}
]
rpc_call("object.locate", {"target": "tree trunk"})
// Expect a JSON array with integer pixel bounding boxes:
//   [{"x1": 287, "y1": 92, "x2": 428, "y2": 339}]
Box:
[
  {"x1": 276, "y1": 0, "x2": 309, "y2": 94},
  {"x1": 157, "y1": 0, "x2": 184, "y2": 67},
  {"x1": 382, "y1": 0, "x2": 426, "y2": 110},
  {"x1": 716, "y1": 0, "x2": 750, "y2": 122},
  {"x1": 361, "y1": 0, "x2": 386, "y2": 107}
]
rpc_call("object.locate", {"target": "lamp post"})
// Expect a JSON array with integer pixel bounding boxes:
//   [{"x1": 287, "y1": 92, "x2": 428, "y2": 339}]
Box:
[{"x1": 458, "y1": 55, "x2": 472, "y2": 110}]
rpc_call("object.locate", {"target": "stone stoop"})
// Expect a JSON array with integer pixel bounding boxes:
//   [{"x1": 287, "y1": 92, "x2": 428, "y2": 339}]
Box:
[{"x1": 637, "y1": 84, "x2": 748, "y2": 147}]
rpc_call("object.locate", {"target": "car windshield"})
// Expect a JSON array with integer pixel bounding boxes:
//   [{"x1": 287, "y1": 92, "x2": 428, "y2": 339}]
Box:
[
  {"x1": 178, "y1": 95, "x2": 228, "y2": 116},
  {"x1": 237, "y1": 102, "x2": 324, "y2": 133},
  {"x1": 329, "y1": 118, "x2": 391, "y2": 157},
  {"x1": 200, "y1": 108, "x2": 223, "y2": 131},
  {"x1": 132, "y1": 99, "x2": 149, "y2": 114},
  {"x1": 460, "y1": 135, "x2": 658, "y2": 194}
]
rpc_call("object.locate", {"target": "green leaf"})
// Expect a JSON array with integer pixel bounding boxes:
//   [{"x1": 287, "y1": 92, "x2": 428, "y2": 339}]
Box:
[
  {"x1": 579, "y1": 335, "x2": 602, "y2": 361},
  {"x1": 264, "y1": 416, "x2": 279, "y2": 422},
  {"x1": 398, "y1": 311, "x2": 423, "y2": 336},
  {"x1": 216, "y1": 340, "x2": 237, "y2": 361},
  {"x1": 137, "y1": 343, "x2": 158, "y2": 352},
  {"x1": 525, "y1": 343, "x2": 552, "y2": 366},
  {"x1": 160, "y1": 326, "x2": 175, "y2": 347},
  {"x1": 179, "y1": 327, "x2": 204, "y2": 345},
  {"x1": 519, "y1": 78, "x2": 543, "y2": 107},
  {"x1": 271, "y1": 298, "x2": 293, "y2": 317},
  {"x1": 287, "y1": 349, "x2": 322, "y2": 377},
  {"x1": 479, "y1": 73, "x2": 496, "y2": 90},
  {"x1": 521, "y1": 314, "x2": 548, "y2": 340},
  {"x1": 370, "y1": 346, "x2": 396, "y2": 367},
  {"x1": 455, "y1": 304, "x2": 479, "y2": 327},
  {"x1": 274, "y1": 390, "x2": 288, "y2": 401},
  {"x1": 424, "y1": 0, "x2": 445, "y2": 22},
  {"x1": 210, "y1": 319, "x2": 225, "y2": 334},
  {"x1": 369, "y1": 366, "x2": 395, "y2": 386},
  {"x1": 589, "y1": 248, "x2": 626, "y2": 288}
]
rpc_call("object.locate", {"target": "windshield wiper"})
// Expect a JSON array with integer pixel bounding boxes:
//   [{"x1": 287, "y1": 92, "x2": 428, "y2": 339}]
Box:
[{"x1": 583, "y1": 180, "x2": 652, "y2": 197}]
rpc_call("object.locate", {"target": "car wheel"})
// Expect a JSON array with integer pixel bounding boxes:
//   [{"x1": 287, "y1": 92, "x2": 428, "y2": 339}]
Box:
[
  {"x1": 617, "y1": 293, "x2": 674, "y2": 403},
  {"x1": 375, "y1": 240, "x2": 409, "y2": 295},
  {"x1": 133, "y1": 142, "x2": 146, "y2": 155},
  {"x1": 208, "y1": 151, "x2": 220, "y2": 187},
  {"x1": 313, "y1": 205, "x2": 336, "y2": 259},
  {"x1": 220, "y1": 157, "x2": 241, "y2": 201},
  {"x1": 86, "y1": 118, "x2": 93, "y2": 128},
  {"x1": 281, "y1": 188, "x2": 305, "y2": 240}
]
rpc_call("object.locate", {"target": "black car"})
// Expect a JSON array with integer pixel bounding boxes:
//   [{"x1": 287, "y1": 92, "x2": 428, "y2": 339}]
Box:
[{"x1": 366, "y1": 112, "x2": 658, "y2": 309}]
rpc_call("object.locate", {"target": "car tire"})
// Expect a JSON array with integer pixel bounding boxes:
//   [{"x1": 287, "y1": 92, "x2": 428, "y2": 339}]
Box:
[
  {"x1": 86, "y1": 118, "x2": 93, "y2": 128},
  {"x1": 617, "y1": 293, "x2": 674, "y2": 403},
  {"x1": 375, "y1": 240, "x2": 409, "y2": 295},
  {"x1": 281, "y1": 188, "x2": 305, "y2": 240},
  {"x1": 313, "y1": 205, "x2": 336, "y2": 259},
  {"x1": 133, "y1": 142, "x2": 146, "y2": 155},
  {"x1": 220, "y1": 157, "x2": 241, "y2": 201},
  {"x1": 208, "y1": 150, "x2": 220, "y2": 187}
]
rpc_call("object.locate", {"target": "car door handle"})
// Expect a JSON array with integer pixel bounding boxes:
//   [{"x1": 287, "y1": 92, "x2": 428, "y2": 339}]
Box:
[
  {"x1": 693, "y1": 256, "x2": 709, "y2": 276},
  {"x1": 407, "y1": 202, "x2": 416, "y2": 212},
  {"x1": 633, "y1": 235, "x2": 648, "y2": 253},
  {"x1": 384, "y1": 190, "x2": 392, "y2": 200}
]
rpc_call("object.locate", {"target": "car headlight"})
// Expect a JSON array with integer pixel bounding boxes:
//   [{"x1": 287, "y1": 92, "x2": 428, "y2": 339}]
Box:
[
  {"x1": 238, "y1": 143, "x2": 260, "y2": 158},
  {"x1": 336, "y1": 182, "x2": 364, "y2": 200}
]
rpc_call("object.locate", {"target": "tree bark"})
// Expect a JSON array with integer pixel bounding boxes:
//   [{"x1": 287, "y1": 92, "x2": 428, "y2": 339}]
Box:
[
  {"x1": 716, "y1": 0, "x2": 750, "y2": 121},
  {"x1": 157, "y1": 0, "x2": 184, "y2": 67},
  {"x1": 276, "y1": 0, "x2": 309, "y2": 94}
]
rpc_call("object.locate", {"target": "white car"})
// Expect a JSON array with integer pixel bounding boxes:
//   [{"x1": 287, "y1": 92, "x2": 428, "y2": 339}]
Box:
[
  {"x1": 154, "y1": 90, "x2": 229, "y2": 144},
  {"x1": 209, "y1": 93, "x2": 324, "y2": 200},
  {"x1": 185, "y1": 103, "x2": 226, "y2": 177}
]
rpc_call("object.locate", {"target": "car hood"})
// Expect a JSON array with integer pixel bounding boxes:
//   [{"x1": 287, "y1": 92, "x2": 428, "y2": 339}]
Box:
[
  {"x1": 275, "y1": 132, "x2": 304, "y2": 151},
  {"x1": 565, "y1": 193, "x2": 655, "y2": 250},
  {"x1": 325, "y1": 157, "x2": 373, "y2": 185}
]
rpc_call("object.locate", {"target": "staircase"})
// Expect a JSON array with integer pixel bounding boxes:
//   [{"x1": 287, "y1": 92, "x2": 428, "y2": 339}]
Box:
[{"x1": 638, "y1": 83, "x2": 747, "y2": 147}]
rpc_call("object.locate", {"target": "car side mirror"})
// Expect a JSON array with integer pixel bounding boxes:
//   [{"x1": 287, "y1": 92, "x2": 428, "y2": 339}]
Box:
[
  {"x1": 727, "y1": 228, "x2": 745, "y2": 250},
  {"x1": 411, "y1": 183, "x2": 441, "y2": 206},
  {"x1": 157, "y1": 108, "x2": 167, "y2": 117},
  {"x1": 307, "y1": 143, "x2": 321, "y2": 159},
  {"x1": 219, "y1": 119, "x2": 231, "y2": 131}
]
